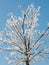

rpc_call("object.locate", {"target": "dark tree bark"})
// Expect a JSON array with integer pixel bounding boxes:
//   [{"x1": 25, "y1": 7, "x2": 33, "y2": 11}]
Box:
[
  {"x1": 25, "y1": 53, "x2": 29, "y2": 65},
  {"x1": 26, "y1": 59, "x2": 29, "y2": 65}
]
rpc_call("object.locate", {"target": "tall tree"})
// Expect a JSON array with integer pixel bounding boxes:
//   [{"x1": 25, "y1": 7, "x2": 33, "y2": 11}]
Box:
[{"x1": 0, "y1": 4, "x2": 49, "y2": 65}]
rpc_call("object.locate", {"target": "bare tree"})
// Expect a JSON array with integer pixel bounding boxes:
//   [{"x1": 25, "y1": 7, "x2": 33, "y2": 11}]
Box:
[{"x1": 0, "y1": 4, "x2": 49, "y2": 65}]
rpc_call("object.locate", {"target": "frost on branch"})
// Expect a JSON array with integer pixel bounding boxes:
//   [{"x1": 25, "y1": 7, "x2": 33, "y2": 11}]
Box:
[
  {"x1": 47, "y1": 22, "x2": 49, "y2": 27},
  {"x1": 0, "y1": 4, "x2": 49, "y2": 65}
]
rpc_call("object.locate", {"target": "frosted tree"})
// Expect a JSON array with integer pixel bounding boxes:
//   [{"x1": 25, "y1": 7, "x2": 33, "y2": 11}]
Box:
[{"x1": 0, "y1": 4, "x2": 49, "y2": 65}]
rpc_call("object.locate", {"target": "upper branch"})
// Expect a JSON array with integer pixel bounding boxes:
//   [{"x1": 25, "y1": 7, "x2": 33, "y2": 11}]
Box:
[{"x1": 30, "y1": 27, "x2": 49, "y2": 51}]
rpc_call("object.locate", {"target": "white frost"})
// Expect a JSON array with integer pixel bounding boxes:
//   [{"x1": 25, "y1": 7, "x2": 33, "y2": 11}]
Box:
[{"x1": 47, "y1": 22, "x2": 49, "y2": 27}]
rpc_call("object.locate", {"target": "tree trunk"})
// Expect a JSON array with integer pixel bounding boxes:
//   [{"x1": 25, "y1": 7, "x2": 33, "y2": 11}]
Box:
[{"x1": 26, "y1": 60, "x2": 29, "y2": 65}]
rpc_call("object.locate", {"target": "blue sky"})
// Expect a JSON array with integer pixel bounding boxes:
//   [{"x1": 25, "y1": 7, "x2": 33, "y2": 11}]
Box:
[{"x1": 0, "y1": 0, "x2": 49, "y2": 65}]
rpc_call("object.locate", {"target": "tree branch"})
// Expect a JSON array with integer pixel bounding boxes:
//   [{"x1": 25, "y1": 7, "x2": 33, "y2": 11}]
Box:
[
  {"x1": 0, "y1": 47, "x2": 24, "y2": 54},
  {"x1": 30, "y1": 27, "x2": 49, "y2": 51}
]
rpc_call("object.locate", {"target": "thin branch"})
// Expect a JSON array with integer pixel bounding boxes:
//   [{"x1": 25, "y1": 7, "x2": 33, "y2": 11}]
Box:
[
  {"x1": 28, "y1": 37, "x2": 30, "y2": 49},
  {"x1": 41, "y1": 52, "x2": 49, "y2": 54},
  {"x1": 23, "y1": 14, "x2": 26, "y2": 34},
  {"x1": 27, "y1": 7, "x2": 40, "y2": 50},
  {"x1": 0, "y1": 47, "x2": 24, "y2": 54},
  {"x1": 14, "y1": 24, "x2": 24, "y2": 41},
  {"x1": 11, "y1": 25, "x2": 23, "y2": 42},
  {"x1": 4, "y1": 33, "x2": 23, "y2": 51},
  {"x1": 29, "y1": 27, "x2": 49, "y2": 51},
  {"x1": 35, "y1": 41, "x2": 47, "y2": 50},
  {"x1": 15, "y1": 60, "x2": 23, "y2": 65},
  {"x1": 22, "y1": 14, "x2": 28, "y2": 52},
  {"x1": 39, "y1": 55, "x2": 49, "y2": 62},
  {"x1": 33, "y1": 27, "x2": 49, "y2": 46},
  {"x1": 29, "y1": 48, "x2": 49, "y2": 61}
]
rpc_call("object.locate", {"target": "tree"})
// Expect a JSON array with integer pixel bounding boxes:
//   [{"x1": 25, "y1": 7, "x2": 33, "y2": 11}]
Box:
[{"x1": 0, "y1": 4, "x2": 49, "y2": 65}]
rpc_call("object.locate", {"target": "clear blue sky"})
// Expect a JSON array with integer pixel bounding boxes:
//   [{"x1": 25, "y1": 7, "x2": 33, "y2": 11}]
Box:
[{"x1": 0, "y1": 0, "x2": 49, "y2": 65}]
